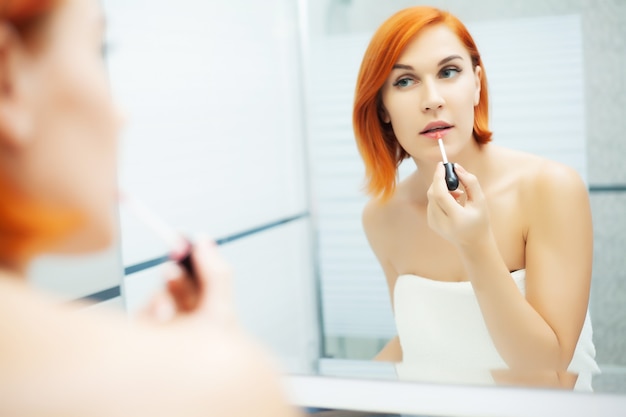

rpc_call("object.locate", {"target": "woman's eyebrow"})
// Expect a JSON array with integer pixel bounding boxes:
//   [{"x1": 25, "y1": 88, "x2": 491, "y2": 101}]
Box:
[
  {"x1": 438, "y1": 54, "x2": 463, "y2": 66},
  {"x1": 392, "y1": 63, "x2": 414, "y2": 71},
  {"x1": 391, "y1": 54, "x2": 464, "y2": 71}
]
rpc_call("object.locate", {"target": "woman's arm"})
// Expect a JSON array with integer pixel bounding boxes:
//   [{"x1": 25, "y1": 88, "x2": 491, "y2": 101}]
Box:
[
  {"x1": 427, "y1": 163, "x2": 592, "y2": 371},
  {"x1": 374, "y1": 336, "x2": 402, "y2": 362},
  {"x1": 363, "y1": 200, "x2": 403, "y2": 363},
  {"x1": 490, "y1": 368, "x2": 578, "y2": 389}
]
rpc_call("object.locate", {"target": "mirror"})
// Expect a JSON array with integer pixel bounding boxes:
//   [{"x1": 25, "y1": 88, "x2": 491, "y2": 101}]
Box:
[
  {"x1": 305, "y1": 0, "x2": 626, "y2": 394},
  {"x1": 96, "y1": 0, "x2": 626, "y2": 408}
]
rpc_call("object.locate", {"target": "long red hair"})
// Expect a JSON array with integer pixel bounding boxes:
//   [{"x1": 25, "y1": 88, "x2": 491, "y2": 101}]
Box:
[
  {"x1": 0, "y1": 0, "x2": 80, "y2": 266},
  {"x1": 353, "y1": 6, "x2": 492, "y2": 200}
]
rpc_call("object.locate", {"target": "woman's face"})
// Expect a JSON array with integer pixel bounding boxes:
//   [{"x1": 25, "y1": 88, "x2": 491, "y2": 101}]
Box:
[
  {"x1": 0, "y1": 0, "x2": 122, "y2": 252},
  {"x1": 380, "y1": 24, "x2": 481, "y2": 165}
]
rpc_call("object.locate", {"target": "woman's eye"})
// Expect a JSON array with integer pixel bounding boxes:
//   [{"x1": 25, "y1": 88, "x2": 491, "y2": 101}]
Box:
[
  {"x1": 393, "y1": 77, "x2": 415, "y2": 88},
  {"x1": 440, "y1": 67, "x2": 461, "y2": 79}
]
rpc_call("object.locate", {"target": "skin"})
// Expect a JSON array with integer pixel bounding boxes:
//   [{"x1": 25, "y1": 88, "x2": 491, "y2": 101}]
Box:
[
  {"x1": 363, "y1": 24, "x2": 592, "y2": 383},
  {"x1": 0, "y1": 1, "x2": 297, "y2": 416}
]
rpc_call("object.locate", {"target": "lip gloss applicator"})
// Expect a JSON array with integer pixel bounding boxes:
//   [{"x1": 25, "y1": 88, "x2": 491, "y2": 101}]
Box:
[
  {"x1": 118, "y1": 191, "x2": 196, "y2": 281},
  {"x1": 437, "y1": 133, "x2": 459, "y2": 191}
]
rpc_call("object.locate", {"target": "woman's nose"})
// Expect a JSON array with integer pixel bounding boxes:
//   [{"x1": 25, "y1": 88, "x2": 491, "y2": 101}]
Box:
[{"x1": 421, "y1": 79, "x2": 445, "y2": 112}]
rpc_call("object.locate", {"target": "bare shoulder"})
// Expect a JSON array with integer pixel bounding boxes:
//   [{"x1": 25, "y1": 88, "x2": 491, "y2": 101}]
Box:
[
  {"x1": 534, "y1": 160, "x2": 587, "y2": 197},
  {"x1": 522, "y1": 156, "x2": 587, "y2": 206},
  {"x1": 0, "y1": 278, "x2": 295, "y2": 417},
  {"x1": 490, "y1": 146, "x2": 587, "y2": 200},
  {"x1": 362, "y1": 197, "x2": 390, "y2": 231},
  {"x1": 525, "y1": 159, "x2": 591, "y2": 242},
  {"x1": 362, "y1": 193, "x2": 403, "y2": 260},
  {"x1": 362, "y1": 189, "x2": 407, "y2": 238},
  {"x1": 489, "y1": 147, "x2": 590, "y2": 236}
]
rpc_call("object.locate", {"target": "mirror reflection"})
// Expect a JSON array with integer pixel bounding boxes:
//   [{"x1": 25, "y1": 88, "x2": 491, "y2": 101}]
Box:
[
  {"x1": 308, "y1": 1, "x2": 625, "y2": 394},
  {"x1": 28, "y1": 0, "x2": 624, "y2": 407}
]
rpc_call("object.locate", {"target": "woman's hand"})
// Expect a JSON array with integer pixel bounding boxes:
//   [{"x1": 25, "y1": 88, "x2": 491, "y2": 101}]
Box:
[
  {"x1": 426, "y1": 163, "x2": 492, "y2": 247},
  {"x1": 141, "y1": 236, "x2": 237, "y2": 329}
]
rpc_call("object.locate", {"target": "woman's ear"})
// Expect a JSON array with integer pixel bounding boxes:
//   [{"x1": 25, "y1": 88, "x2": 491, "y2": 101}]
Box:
[
  {"x1": 0, "y1": 23, "x2": 34, "y2": 151},
  {"x1": 473, "y1": 65, "x2": 482, "y2": 106}
]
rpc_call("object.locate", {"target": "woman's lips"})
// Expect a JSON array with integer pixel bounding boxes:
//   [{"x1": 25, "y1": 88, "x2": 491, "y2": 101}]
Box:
[{"x1": 421, "y1": 126, "x2": 452, "y2": 139}]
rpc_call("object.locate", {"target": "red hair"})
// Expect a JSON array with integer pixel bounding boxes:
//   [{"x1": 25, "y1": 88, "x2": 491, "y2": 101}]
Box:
[
  {"x1": 1, "y1": 0, "x2": 58, "y2": 32},
  {"x1": 0, "y1": 176, "x2": 81, "y2": 266},
  {"x1": 0, "y1": 0, "x2": 80, "y2": 266},
  {"x1": 353, "y1": 6, "x2": 492, "y2": 200}
]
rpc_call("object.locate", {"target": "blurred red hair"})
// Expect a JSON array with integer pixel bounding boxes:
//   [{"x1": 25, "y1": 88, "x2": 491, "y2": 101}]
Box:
[
  {"x1": 0, "y1": 0, "x2": 80, "y2": 265},
  {"x1": 353, "y1": 6, "x2": 492, "y2": 200},
  {"x1": 1, "y1": 0, "x2": 58, "y2": 31}
]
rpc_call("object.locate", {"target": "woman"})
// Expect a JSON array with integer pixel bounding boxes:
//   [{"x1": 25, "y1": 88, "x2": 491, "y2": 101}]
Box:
[
  {"x1": 353, "y1": 6, "x2": 598, "y2": 389},
  {"x1": 0, "y1": 0, "x2": 296, "y2": 415}
]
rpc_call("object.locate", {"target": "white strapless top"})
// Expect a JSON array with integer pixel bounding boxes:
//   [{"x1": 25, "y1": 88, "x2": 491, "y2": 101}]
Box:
[{"x1": 393, "y1": 269, "x2": 600, "y2": 391}]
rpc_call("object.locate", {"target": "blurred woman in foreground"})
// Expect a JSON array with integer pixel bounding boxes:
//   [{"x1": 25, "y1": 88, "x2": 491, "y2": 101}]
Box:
[{"x1": 0, "y1": 0, "x2": 296, "y2": 415}]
